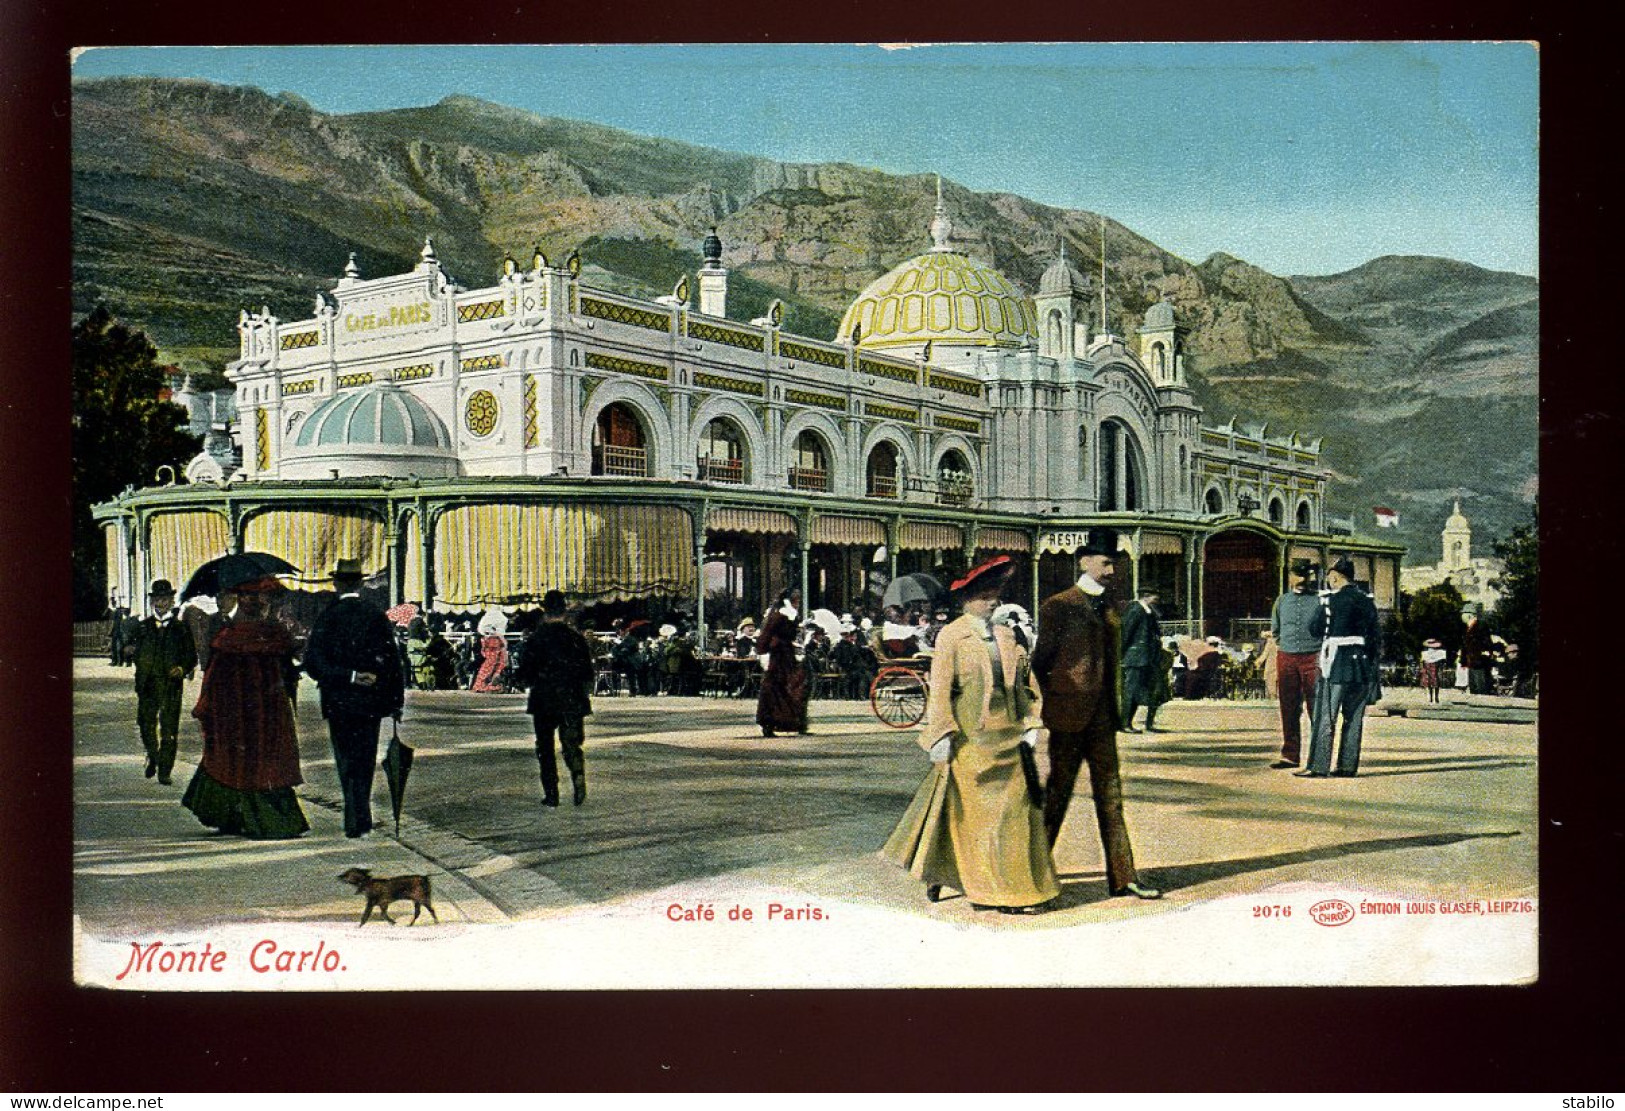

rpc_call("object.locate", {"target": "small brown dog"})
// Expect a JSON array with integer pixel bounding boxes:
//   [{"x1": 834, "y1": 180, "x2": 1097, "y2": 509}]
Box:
[{"x1": 338, "y1": 868, "x2": 439, "y2": 926}]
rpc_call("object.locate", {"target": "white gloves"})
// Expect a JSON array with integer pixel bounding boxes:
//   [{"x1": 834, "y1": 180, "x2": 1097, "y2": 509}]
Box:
[
  {"x1": 758, "y1": 654, "x2": 771, "y2": 670},
  {"x1": 1021, "y1": 728, "x2": 1039, "y2": 749}
]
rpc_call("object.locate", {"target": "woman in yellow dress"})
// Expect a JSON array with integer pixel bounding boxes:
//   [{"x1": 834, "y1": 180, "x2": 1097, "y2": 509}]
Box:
[{"x1": 881, "y1": 557, "x2": 1060, "y2": 914}]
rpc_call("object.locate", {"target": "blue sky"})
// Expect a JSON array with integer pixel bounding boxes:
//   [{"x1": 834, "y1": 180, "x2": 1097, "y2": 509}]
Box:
[{"x1": 71, "y1": 42, "x2": 1538, "y2": 277}]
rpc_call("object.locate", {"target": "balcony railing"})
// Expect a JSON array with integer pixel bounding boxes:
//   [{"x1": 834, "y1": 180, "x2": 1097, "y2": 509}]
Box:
[
  {"x1": 867, "y1": 474, "x2": 899, "y2": 499},
  {"x1": 935, "y1": 481, "x2": 973, "y2": 507},
  {"x1": 593, "y1": 444, "x2": 649, "y2": 477},
  {"x1": 698, "y1": 456, "x2": 746, "y2": 484},
  {"x1": 788, "y1": 466, "x2": 830, "y2": 492}
]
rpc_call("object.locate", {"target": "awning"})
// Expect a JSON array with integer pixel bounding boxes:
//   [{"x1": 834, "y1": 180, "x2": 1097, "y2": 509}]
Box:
[
  {"x1": 707, "y1": 507, "x2": 797, "y2": 536},
  {"x1": 402, "y1": 513, "x2": 423, "y2": 603},
  {"x1": 975, "y1": 527, "x2": 1032, "y2": 553},
  {"x1": 145, "y1": 510, "x2": 232, "y2": 594},
  {"x1": 811, "y1": 515, "x2": 885, "y2": 546},
  {"x1": 436, "y1": 502, "x2": 695, "y2": 606},
  {"x1": 103, "y1": 524, "x2": 126, "y2": 604},
  {"x1": 1137, "y1": 532, "x2": 1185, "y2": 556},
  {"x1": 900, "y1": 521, "x2": 963, "y2": 551},
  {"x1": 243, "y1": 507, "x2": 387, "y2": 591}
]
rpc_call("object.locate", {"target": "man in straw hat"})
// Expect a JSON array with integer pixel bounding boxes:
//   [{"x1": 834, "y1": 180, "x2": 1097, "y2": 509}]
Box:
[
  {"x1": 1031, "y1": 528, "x2": 1160, "y2": 899},
  {"x1": 1268, "y1": 558, "x2": 1323, "y2": 769},
  {"x1": 127, "y1": 578, "x2": 197, "y2": 784},
  {"x1": 302, "y1": 558, "x2": 404, "y2": 837}
]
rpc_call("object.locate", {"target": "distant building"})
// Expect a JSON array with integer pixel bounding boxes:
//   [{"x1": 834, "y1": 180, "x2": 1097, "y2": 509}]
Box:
[
  {"x1": 94, "y1": 185, "x2": 1402, "y2": 638},
  {"x1": 1399, "y1": 499, "x2": 1504, "y2": 610}
]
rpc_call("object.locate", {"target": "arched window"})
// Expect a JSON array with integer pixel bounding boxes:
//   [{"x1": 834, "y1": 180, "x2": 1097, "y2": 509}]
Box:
[
  {"x1": 1296, "y1": 501, "x2": 1312, "y2": 530},
  {"x1": 1151, "y1": 341, "x2": 1167, "y2": 375},
  {"x1": 937, "y1": 449, "x2": 973, "y2": 506},
  {"x1": 591, "y1": 403, "x2": 648, "y2": 476},
  {"x1": 1046, "y1": 309, "x2": 1064, "y2": 355},
  {"x1": 1206, "y1": 487, "x2": 1225, "y2": 515},
  {"x1": 867, "y1": 440, "x2": 900, "y2": 498},
  {"x1": 697, "y1": 417, "x2": 747, "y2": 484},
  {"x1": 789, "y1": 430, "x2": 831, "y2": 492},
  {"x1": 1268, "y1": 496, "x2": 1285, "y2": 525},
  {"x1": 1098, "y1": 418, "x2": 1147, "y2": 511}
]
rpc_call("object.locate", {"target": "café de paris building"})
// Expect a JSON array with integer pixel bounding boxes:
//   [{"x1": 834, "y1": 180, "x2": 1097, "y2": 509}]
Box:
[{"x1": 94, "y1": 196, "x2": 1402, "y2": 640}]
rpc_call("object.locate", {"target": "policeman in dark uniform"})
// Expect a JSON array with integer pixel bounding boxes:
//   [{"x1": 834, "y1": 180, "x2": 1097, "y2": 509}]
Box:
[
  {"x1": 127, "y1": 579, "x2": 198, "y2": 784},
  {"x1": 1297, "y1": 557, "x2": 1382, "y2": 779}
]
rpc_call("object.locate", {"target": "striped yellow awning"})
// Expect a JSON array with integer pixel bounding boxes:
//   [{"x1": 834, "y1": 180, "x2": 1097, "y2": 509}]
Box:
[
  {"x1": 402, "y1": 513, "x2": 423, "y2": 604},
  {"x1": 104, "y1": 524, "x2": 125, "y2": 602},
  {"x1": 243, "y1": 508, "x2": 386, "y2": 591},
  {"x1": 146, "y1": 510, "x2": 232, "y2": 593},
  {"x1": 811, "y1": 515, "x2": 885, "y2": 546},
  {"x1": 707, "y1": 507, "x2": 797, "y2": 536},
  {"x1": 436, "y1": 502, "x2": 695, "y2": 606},
  {"x1": 900, "y1": 521, "x2": 963, "y2": 551},
  {"x1": 975, "y1": 527, "x2": 1032, "y2": 553},
  {"x1": 1137, "y1": 532, "x2": 1185, "y2": 556}
]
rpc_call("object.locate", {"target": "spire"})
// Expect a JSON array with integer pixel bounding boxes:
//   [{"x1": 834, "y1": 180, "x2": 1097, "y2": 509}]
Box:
[
  {"x1": 420, "y1": 236, "x2": 438, "y2": 265},
  {"x1": 343, "y1": 252, "x2": 360, "y2": 280},
  {"x1": 929, "y1": 174, "x2": 953, "y2": 252}
]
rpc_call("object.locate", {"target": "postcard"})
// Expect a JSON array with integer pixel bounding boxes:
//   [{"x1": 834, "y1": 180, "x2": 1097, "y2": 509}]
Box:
[{"x1": 70, "y1": 42, "x2": 1539, "y2": 990}]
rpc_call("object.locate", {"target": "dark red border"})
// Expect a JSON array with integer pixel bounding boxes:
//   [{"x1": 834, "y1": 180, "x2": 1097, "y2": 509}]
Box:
[{"x1": 3, "y1": 0, "x2": 1617, "y2": 1093}]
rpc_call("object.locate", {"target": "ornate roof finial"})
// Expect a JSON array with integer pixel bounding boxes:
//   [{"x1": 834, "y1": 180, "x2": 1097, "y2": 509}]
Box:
[
  {"x1": 420, "y1": 236, "x2": 438, "y2": 265},
  {"x1": 343, "y1": 252, "x2": 360, "y2": 279},
  {"x1": 929, "y1": 174, "x2": 953, "y2": 252},
  {"x1": 702, "y1": 226, "x2": 723, "y2": 269}
]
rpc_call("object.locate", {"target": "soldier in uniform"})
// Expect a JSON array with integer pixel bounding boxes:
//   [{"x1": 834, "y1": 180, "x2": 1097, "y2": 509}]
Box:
[
  {"x1": 1297, "y1": 557, "x2": 1382, "y2": 779},
  {"x1": 127, "y1": 579, "x2": 197, "y2": 784},
  {"x1": 1268, "y1": 558, "x2": 1324, "y2": 769}
]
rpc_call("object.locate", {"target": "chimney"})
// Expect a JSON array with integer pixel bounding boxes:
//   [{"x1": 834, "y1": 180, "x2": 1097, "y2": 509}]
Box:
[{"x1": 698, "y1": 227, "x2": 728, "y2": 318}]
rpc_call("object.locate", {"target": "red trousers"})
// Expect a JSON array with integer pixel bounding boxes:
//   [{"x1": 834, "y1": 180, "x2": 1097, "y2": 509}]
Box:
[{"x1": 1276, "y1": 651, "x2": 1319, "y2": 764}]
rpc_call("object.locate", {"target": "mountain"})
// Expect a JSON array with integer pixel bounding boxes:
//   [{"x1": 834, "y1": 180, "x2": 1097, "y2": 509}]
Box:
[{"x1": 71, "y1": 77, "x2": 1538, "y2": 562}]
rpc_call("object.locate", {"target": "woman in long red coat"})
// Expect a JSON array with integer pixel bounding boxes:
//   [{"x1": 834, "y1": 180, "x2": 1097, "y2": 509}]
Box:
[
  {"x1": 181, "y1": 577, "x2": 309, "y2": 839},
  {"x1": 755, "y1": 589, "x2": 810, "y2": 737}
]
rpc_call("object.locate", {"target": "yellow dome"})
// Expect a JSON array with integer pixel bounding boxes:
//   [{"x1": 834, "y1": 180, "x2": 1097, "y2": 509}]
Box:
[{"x1": 837, "y1": 251, "x2": 1039, "y2": 353}]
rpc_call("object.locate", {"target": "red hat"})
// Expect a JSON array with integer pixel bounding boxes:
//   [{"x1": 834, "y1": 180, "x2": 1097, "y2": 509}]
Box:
[{"x1": 951, "y1": 556, "x2": 1013, "y2": 597}]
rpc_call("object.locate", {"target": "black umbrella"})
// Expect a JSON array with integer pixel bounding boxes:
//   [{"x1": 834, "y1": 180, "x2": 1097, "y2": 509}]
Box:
[
  {"x1": 382, "y1": 718, "x2": 414, "y2": 839},
  {"x1": 181, "y1": 551, "x2": 301, "y2": 599},
  {"x1": 882, "y1": 572, "x2": 945, "y2": 609}
]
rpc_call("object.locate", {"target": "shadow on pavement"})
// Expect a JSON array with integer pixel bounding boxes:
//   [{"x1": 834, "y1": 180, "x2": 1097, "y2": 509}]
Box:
[{"x1": 1059, "y1": 829, "x2": 1522, "y2": 899}]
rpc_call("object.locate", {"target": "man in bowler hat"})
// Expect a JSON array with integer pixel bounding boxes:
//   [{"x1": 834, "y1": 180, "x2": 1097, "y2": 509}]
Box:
[
  {"x1": 514, "y1": 589, "x2": 595, "y2": 807},
  {"x1": 1297, "y1": 556, "x2": 1382, "y2": 779},
  {"x1": 1118, "y1": 588, "x2": 1164, "y2": 733},
  {"x1": 127, "y1": 578, "x2": 197, "y2": 784},
  {"x1": 1030, "y1": 528, "x2": 1160, "y2": 899},
  {"x1": 302, "y1": 559, "x2": 404, "y2": 836}
]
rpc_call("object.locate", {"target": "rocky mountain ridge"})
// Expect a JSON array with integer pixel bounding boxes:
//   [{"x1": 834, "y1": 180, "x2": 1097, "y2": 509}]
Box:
[{"x1": 71, "y1": 77, "x2": 1538, "y2": 559}]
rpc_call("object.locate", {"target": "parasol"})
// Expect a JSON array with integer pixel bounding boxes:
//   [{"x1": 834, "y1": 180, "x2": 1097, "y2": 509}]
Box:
[
  {"x1": 807, "y1": 608, "x2": 842, "y2": 639},
  {"x1": 181, "y1": 552, "x2": 300, "y2": 599},
  {"x1": 386, "y1": 601, "x2": 421, "y2": 627},
  {"x1": 382, "y1": 718, "x2": 414, "y2": 839},
  {"x1": 882, "y1": 572, "x2": 944, "y2": 609}
]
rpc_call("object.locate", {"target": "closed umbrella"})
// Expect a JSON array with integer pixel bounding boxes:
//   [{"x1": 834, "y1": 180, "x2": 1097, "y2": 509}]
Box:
[{"x1": 382, "y1": 719, "x2": 414, "y2": 839}]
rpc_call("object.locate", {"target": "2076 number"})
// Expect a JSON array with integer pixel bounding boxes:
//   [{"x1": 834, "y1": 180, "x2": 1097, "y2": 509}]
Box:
[{"x1": 1251, "y1": 905, "x2": 1292, "y2": 918}]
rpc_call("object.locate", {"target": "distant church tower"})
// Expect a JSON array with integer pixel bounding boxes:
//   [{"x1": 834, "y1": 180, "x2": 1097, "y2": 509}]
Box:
[
  {"x1": 1442, "y1": 498, "x2": 1472, "y2": 573},
  {"x1": 1035, "y1": 240, "x2": 1090, "y2": 360}
]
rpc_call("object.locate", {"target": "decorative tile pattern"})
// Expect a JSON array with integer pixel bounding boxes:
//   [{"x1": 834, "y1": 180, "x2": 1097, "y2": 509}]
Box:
[
  {"x1": 524, "y1": 375, "x2": 539, "y2": 448},
  {"x1": 457, "y1": 299, "x2": 506, "y2": 323},
  {"x1": 465, "y1": 389, "x2": 499, "y2": 438},
  {"x1": 336, "y1": 372, "x2": 375, "y2": 389},
  {"x1": 281, "y1": 379, "x2": 318, "y2": 396},
  {"x1": 780, "y1": 339, "x2": 847, "y2": 369},
  {"x1": 687, "y1": 318, "x2": 765, "y2": 352},
  {"x1": 279, "y1": 330, "x2": 320, "y2": 351},
  {"x1": 393, "y1": 364, "x2": 436, "y2": 382},
  {"x1": 694, "y1": 372, "x2": 765, "y2": 398},
  {"x1": 933, "y1": 414, "x2": 981, "y2": 434},
  {"x1": 863, "y1": 401, "x2": 919, "y2": 423},
  {"x1": 581, "y1": 296, "x2": 671, "y2": 332},
  {"x1": 585, "y1": 351, "x2": 669, "y2": 382},
  {"x1": 460, "y1": 353, "x2": 505, "y2": 374},
  {"x1": 255, "y1": 409, "x2": 269, "y2": 471},
  {"x1": 859, "y1": 357, "x2": 919, "y2": 385},
  {"x1": 786, "y1": 388, "x2": 847, "y2": 412},
  {"x1": 928, "y1": 371, "x2": 982, "y2": 397}
]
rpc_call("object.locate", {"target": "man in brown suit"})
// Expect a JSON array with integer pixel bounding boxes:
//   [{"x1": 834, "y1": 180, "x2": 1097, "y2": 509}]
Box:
[{"x1": 1030, "y1": 528, "x2": 1161, "y2": 900}]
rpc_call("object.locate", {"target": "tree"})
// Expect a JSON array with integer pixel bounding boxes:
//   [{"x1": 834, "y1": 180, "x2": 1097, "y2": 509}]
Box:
[
  {"x1": 72, "y1": 307, "x2": 201, "y2": 619},
  {"x1": 1490, "y1": 504, "x2": 1538, "y2": 669},
  {"x1": 1402, "y1": 580, "x2": 1468, "y2": 665}
]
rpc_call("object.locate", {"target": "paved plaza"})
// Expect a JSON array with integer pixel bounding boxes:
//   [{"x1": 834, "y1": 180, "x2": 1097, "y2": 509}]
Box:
[{"x1": 74, "y1": 657, "x2": 1537, "y2": 942}]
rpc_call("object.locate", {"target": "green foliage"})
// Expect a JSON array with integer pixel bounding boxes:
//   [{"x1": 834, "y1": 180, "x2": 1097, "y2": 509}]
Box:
[
  {"x1": 1400, "y1": 580, "x2": 1468, "y2": 663},
  {"x1": 1490, "y1": 504, "x2": 1538, "y2": 667},
  {"x1": 72, "y1": 307, "x2": 201, "y2": 618}
]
